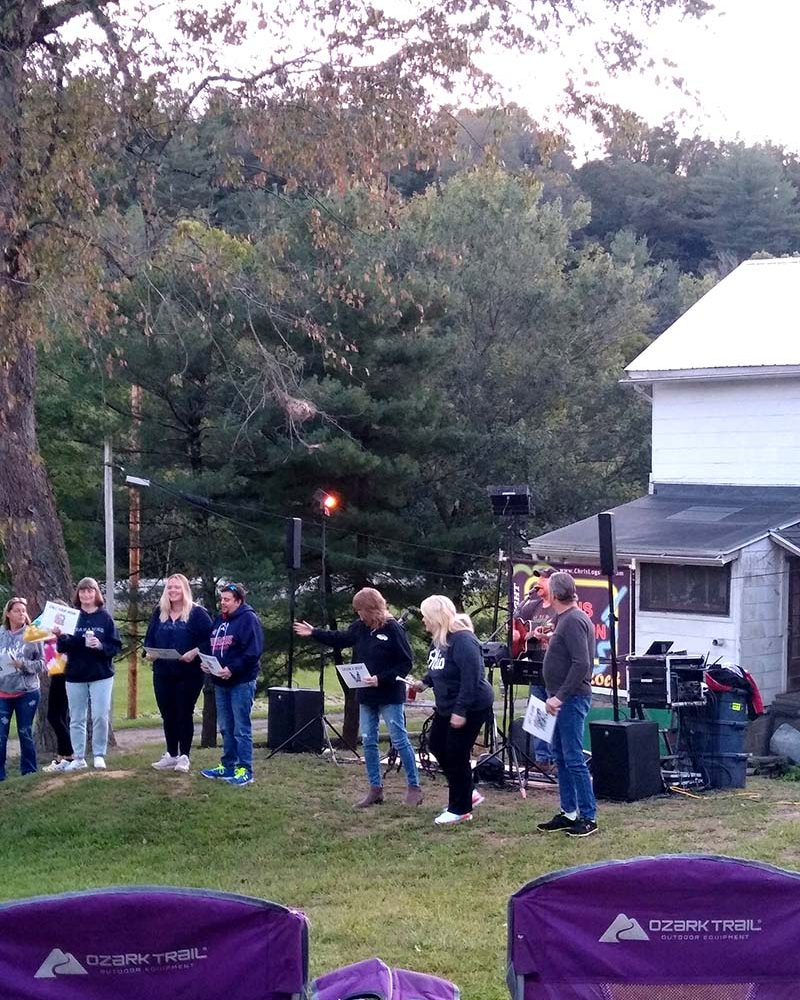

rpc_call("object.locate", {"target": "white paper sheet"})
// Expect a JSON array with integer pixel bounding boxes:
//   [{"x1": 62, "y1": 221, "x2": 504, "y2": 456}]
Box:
[
  {"x1": 38, "y1": 602, "x2": 80, "y2": 635},
  {"x1": 199, "y1": 653, "x2": 226, "y2": 676},
  {"x1": 336, "y1": 662, "x2": 372, "y2": 689},
  {"x1": 144, "y1": 647, "x2": 183, "y2": 660},
  {"x1": 521, "y1": 694, "x2": 557, "y2": 743}
]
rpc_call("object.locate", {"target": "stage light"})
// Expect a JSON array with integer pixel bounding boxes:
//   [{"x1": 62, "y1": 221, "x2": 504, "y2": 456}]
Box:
[{"x1": 314, "y1": 489, "x2": 341, "y2": 516}]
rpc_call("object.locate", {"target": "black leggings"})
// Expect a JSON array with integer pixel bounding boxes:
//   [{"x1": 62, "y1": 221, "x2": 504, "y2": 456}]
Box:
[
  {"x1": 153, "y1": 671, "x2": 204, "y2": 757},
  {"x1": 47, "y1": 674, "x2": 74, "y2": 758},
  {"x1": 428, "y1": 708, "x2": 489, "y2": 815}
]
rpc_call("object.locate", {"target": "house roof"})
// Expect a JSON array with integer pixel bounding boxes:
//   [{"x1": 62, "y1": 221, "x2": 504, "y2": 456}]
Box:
[
  {"x1": 624, "y1": 258, "x2": 800, "y2": 383},
  {"x1": 771, "y1": 524, "x2": 800, "y2": 559},
  {"x1": 525, "y1": 484, "x2": 800, "y2": 565}
]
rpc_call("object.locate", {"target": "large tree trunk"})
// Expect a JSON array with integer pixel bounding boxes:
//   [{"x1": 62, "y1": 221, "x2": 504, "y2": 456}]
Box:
[{"x1": 1, "y1": 7, "x2": 75, "y2": 752}]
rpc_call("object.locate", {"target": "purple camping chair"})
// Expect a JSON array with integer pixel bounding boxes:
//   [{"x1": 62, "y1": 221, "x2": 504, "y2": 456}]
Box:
[
  {"x1": 0, "y1": 885, "x2": 308, "y2": 1000},
  {"x1": 507, "y1": 854, "x2": 800, "y2": 1000},
  {"x1": 311, "y1": 957, "x2": 460, "y2": 999}
]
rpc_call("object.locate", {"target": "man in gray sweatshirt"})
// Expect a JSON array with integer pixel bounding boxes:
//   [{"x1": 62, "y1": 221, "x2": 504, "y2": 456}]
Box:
[{"x1": 535, "y1": 571, "x2": 598, "y2": 838}]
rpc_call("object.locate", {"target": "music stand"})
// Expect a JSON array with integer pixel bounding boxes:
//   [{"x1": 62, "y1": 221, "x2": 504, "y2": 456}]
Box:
[{"x1": 480, "y1": 486, "x2": 556, "y2": 793}]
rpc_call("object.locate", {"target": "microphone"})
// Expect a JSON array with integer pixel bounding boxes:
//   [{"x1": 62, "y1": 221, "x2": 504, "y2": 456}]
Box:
[{"x1": 398, "y1": 606, "x2": 421, "y2": 627}]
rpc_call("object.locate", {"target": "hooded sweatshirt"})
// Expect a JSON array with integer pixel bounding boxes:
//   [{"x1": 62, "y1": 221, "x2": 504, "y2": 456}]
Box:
[
  {"x1": 421, "y1": 630, "x2": 494, "y2": 717},
  {"x1": 208, "y1": 602, "x2": 264, "y2": 687},
  {"x1": 144, "y1": 604, "x2": 214, "y2": 679},
  {"x1": 0, "y1": 628, "x2": 46, "y2": 696},
  {"x1": 310, "y1": 618, "x2": 412, "y2": 707},
  {"x1": 56, "y1": 608, "x2": 122, "y2": 682}
]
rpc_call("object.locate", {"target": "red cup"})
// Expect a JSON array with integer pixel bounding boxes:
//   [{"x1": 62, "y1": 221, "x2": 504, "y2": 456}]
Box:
[{"x1": 407, "y1": 684, "x2": 417, "y2": 701}]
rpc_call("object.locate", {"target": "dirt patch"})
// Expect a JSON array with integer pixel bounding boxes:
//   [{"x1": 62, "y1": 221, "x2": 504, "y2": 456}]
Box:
[{"x1": 30, "y1": 769, "x2": 133, "y2": 797}]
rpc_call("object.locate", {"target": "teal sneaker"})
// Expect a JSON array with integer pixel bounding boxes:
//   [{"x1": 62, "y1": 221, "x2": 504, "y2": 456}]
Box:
[
  {"x1": 201, "y1": 765, "x2": 235, "y2": 780},
  {"x1": 225, "y1": 767, "x2": 254, "y2": 786}
]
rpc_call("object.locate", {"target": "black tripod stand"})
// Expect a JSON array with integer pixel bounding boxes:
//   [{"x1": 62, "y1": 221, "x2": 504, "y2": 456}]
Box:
[{"x1": 265, "y1": 704, "x2": 360, "y2": 764}]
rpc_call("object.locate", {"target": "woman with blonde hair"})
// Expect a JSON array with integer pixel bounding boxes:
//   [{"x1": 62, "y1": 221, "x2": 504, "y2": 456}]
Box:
[
  {"x1": 0, "y1": 597, "x2": 46, "y2": 781},
  {"x1": 294, "y1": 587, "x2": 422, "y2": 808},
  {"x1": 411, "y1": 595, "x2": 494, "y2": 826},
  {"x1": 144, "y1": 574, "x2": 213, "y2": 773}
]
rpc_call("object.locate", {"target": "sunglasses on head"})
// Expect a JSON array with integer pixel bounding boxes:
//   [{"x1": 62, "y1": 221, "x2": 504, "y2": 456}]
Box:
[
  {"x1": 10, "y1": 597, "x2": 27, "y2": 605},
  {"x1": 221, "y1": 585, "x2": 239, "y2": 595}
]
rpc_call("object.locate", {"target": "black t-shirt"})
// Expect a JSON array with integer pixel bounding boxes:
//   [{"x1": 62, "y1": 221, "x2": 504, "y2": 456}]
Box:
[{"x1": 515, "y1": 594, "x2": 558, "y2": 659}]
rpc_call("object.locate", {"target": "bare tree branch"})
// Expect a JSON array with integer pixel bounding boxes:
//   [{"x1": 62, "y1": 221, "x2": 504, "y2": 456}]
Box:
[{"x1": 31, "y1": 0, "x2": 118, "y2": 44}]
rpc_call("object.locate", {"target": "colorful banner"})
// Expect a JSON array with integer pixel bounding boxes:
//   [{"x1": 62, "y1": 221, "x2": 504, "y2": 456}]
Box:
[{"x1": 513, "y1": 560, "x2": 632, "y2": 694}]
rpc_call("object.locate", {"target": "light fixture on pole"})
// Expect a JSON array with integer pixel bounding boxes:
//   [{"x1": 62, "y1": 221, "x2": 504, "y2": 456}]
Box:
[{"x1": 312, "y1": 489, "x2": 341, "y2": 692}]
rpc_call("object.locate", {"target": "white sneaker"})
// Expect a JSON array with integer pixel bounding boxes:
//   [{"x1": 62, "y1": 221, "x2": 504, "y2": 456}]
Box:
[
  {"x1": 152, "y1": 753, "x2": 179, "y2": 770},
  {"x1": 93, "y1": 756, "x2": 107, "y2": 770},
  {"x1": 471, "y1": 790, "x2": 486, "y2": 808},
  {"x1": 173, "y1": 755, "x2": 190, "y2": 773},
  {"x1": 43, "y1": 758, "x2": 72, "y2": 774},
  {"x1": 434, "y1": 810, "x2": 473, "y2": 826},
  {"x1": 64, "y1": 758, "x2": 88, "y2": 772}
]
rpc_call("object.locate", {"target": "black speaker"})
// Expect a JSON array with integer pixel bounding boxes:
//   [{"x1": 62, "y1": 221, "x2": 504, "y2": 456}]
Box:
[
  {"x1": 589, "y1": 720, "x2": 663, "y2": 801},
  {"x1": 285, "y1": 517, "x2": 302, "y2": 570},
  {"x1": 268, "y1": 687, "x2": 323, "y2": 752},
  {"x1": 598, "y1": 511, "x2": 617, "y2": 576}
]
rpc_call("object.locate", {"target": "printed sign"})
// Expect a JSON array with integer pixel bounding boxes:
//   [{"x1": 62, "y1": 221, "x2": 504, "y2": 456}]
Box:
[
  {"x1": 38, "y1": 602, "x2": 80, "y2": 636},
  {"x1": 522, "y1": 695, "x2": 557, "y2": 743},
  {"x1": 513, "y1": 560, "x2": 632, "y2": 694},
  {"x1": 336, "y1": 663, "x2": 372, "y2": 689}
]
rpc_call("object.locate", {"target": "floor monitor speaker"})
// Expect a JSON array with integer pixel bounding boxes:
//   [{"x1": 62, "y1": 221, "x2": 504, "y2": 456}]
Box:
[
  {"x1": 268, "y1": 687, "x2": 324, "y2": 752},
  {"x1": 589, "y1": 719, "x2": 663, "y2": 801}
]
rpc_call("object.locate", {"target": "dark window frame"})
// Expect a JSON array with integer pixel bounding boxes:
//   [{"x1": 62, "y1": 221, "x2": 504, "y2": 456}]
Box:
[{"x1": 639, "y1": 562, "x2": 731, "y2": 616}]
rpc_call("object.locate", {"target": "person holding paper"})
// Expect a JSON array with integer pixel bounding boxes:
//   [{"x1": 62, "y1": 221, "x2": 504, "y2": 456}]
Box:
[
  {"x1": 535, "y1": 571, "x2": 598, "y2": 839},
  {"x1": 411, "y1": 596, "x2": 494, "y2": 826},
  {"x1": 200, "y1": 583, "x2": 264, "y2": 787},
  {"x1": 145, "y1": 574, "x2": 213, "y2": 774},
  {"x1": 54, "y1": 577, "x2": 122, "y2": 772},
  {"x1": 0, "y1": 598, "x2": 46, "y2": 781},
  {"x1": 293, "y1": 587, "x2": 422, "y2": 808}
]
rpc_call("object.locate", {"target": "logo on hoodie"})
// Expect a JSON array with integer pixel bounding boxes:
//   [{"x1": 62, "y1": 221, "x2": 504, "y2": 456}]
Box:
[{"x1": 35, "y1": 949, "x2": 88, "y2": 978}]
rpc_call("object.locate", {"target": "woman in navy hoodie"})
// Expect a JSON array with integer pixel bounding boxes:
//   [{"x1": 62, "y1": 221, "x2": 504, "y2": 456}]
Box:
[
  {"x1": 145, "y1": 574, "x2": 213, "y2": 774},
  {"x1": 412, "y1": 595, "x2": 494, "y2": 826},
  {"x1": 54, "y1": 577, "x2": 121, "y2": 771},
  {"x1": 200, "y1": 583, "x2": 264, "y2": 787}
]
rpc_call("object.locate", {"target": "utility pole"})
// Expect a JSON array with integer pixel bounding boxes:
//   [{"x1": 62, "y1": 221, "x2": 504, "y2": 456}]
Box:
[
  {"x1": 103, "y1": 439, "x2": 115, "y2": 616},
  {"x1": 127, "y1": 385, "x2": 142, "y2": 719}
]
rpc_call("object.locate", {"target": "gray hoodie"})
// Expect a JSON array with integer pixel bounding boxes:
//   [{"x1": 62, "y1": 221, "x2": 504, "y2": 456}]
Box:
[{"x1": 0, "y1": 627, "x2": 46, "y2": 695}]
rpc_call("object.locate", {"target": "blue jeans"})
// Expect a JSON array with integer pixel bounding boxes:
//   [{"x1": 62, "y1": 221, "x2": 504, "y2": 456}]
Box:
[
  {"x1": 216, "y1": 681, "x2": 256, "y2": 773},
  {"x1": 359, "y1": 702, "x2": 420, "y2": 788},
  {"x1": 0, "y1": 691, "x2": 40, "y2": 780},
  {"x1": 530, "y1": 684, "x2": 555, "y2": 764},
  {"x1": 551, "y1": 694, "x2": 596, "y2": 821},
  {"x1": 66, "y1": 677, "x2": 114, "y2": 758}
]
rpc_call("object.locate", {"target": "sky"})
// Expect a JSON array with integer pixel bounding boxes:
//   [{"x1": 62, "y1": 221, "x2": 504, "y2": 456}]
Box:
[
  {"x1": 68, "y1": 0, "x2": 800, "y2": 158},
  {"x1": 484, "y1": 0, "x2": 800, "y2": 157}
]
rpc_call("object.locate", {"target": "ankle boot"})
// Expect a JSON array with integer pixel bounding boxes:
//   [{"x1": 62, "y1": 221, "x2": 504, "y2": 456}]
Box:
[
  {"x1": 355, "y1": 785, "x2": 384, "y2": 809},
  {"x1": 404, "y1": 786, "x2": 424, "y2": 807}
]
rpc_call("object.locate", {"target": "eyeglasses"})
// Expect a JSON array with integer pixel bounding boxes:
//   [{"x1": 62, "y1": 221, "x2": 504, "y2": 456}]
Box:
[{"x1": 221, "y1": 584, "x2": 240, "y2": 595}]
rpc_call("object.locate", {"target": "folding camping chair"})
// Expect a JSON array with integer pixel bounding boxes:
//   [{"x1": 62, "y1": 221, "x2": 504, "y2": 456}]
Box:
[
  {"x1": 311, "y1": 957, "x2": 460, "y2": 1000},
  {"x1": 507, "y1": 854, "x2": 800, "y2": 999},
  {"x1": 0, "y1": 885, "x2": 308, "y2": 1000}
]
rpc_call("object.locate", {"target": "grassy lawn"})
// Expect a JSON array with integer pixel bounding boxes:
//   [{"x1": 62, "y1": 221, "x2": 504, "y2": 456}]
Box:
[{"x1": 2, "y1": 745, "x2": 800, "y2": 999}]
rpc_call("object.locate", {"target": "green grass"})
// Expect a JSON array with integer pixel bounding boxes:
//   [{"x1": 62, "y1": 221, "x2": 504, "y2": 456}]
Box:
[{"x1": 2, "y1": 747, "x2": 800, "y2": 998}]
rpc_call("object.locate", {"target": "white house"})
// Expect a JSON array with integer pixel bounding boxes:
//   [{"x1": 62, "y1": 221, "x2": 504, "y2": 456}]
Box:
[{"x1": 525, "y1": 258, "x2": 800, "y2": 706}]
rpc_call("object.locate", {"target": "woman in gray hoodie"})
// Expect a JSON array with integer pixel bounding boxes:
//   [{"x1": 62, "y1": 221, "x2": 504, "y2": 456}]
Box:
[{"x1": 0, "y1": 597, "x2": 46, "y2": 781}]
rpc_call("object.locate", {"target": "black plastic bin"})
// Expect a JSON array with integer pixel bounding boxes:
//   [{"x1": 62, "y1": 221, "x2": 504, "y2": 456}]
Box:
[
  {"x1": 682, "y1": 717, "x2": 747, "y2": 754},
  {"x1": 695, "y1": 752, "x2": 748, "y2": 789},
  {"x1": 706, "y1": 690, "x2": 749, "y2": 723}
]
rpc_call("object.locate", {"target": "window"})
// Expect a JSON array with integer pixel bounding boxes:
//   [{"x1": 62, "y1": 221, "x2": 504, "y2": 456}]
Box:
[{"x1": 639, "y1": 563, "x2": 730, "y2": 616}]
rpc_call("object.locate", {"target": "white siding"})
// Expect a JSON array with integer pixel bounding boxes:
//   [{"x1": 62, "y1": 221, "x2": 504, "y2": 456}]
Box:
[
  {"x1": 651, "y1": 377, "x2": 800, "y2": 486},
  {"x1": 633, "y1": 542, "x2": 788, "y2": 706},
  {"x1": 736, "y1": 538, "x2": 788, "y2": 706},
  {"x1": 634, "y1": 561, "x2": 741, "y2": 663}
]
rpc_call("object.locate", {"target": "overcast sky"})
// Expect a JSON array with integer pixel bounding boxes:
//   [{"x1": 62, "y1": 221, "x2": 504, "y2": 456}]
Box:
[{"x1": 487, "y1": 0, "x2": 800, "y2": 157}]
